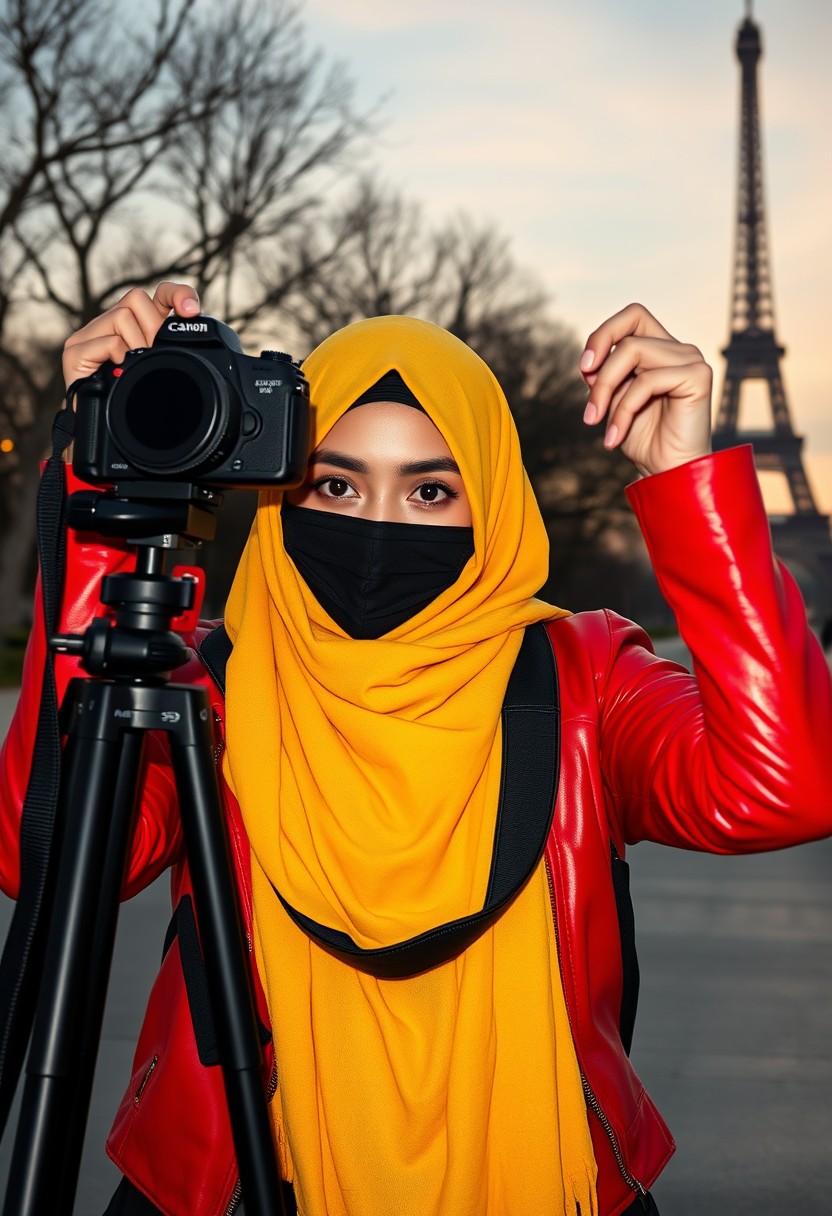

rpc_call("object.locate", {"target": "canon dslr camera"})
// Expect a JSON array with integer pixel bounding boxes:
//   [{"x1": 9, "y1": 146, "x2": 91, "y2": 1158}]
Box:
[{"x1": 73, "y1": 314, "x2": 309, "y2": 489}]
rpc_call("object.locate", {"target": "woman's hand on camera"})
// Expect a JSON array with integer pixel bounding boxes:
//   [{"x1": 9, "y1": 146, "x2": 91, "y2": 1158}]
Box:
[
  {"x1": 580, "y1": 302, "x2": 712, "y2": 478},
  {"x1": 62, "y1": 282, "x2": 200, "y2": 392}
]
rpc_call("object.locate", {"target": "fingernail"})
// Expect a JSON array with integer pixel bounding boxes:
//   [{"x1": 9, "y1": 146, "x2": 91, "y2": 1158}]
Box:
[
  {"x1": 604, "y1": 424, "x2": 619, "y2": 449},
  {"x1": 579, "y1": 349, "x2": 595, "y2": 372},
  {"x1": 181, "y1": 298, "x2": 199, "y2": 314},
  {"x1": 583, "y1": 402, "x2": 597, "y2": 425}
]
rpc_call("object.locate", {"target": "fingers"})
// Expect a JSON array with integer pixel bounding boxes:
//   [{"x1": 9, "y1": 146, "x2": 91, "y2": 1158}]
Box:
[
  {"x1": 602, "y1": 362, "x2": 713, "y2": 450},
  {"x1": 65, "y1": 303, "x2": 147, "y2": 356},
  {"x1": 583, "y1": 334, "x2": 704, "y2": 432},
  {"x1": 65, "y1": 283, "x2": 199, "y2": 350},
  {"x1": 150, "y1": 281, "x2": 200, "y2": 322},
  {"x1": 62, "y1": 281, "x2": 200, "y2": 390},
  {"x1": 62, "y1": 334, "x2": 136, "y2": 390},
  {"x1": 580, "y1": 302, "x2": 675, "y2": 375},
  {"x1": 578, "y1": 304, "x2": 713, "y2": 472}
]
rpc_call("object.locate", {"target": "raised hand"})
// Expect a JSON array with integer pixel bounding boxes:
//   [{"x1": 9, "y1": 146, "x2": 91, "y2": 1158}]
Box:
[
  {"x1": 62, "y1": 282, "x2": 200, "y2": 390},
  {"x1": 580, "y1": 302, "x2": 712, "y2": 478}
]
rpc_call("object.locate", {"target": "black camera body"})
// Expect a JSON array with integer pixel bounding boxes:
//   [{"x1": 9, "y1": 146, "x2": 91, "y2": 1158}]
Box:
[{"x1": 72, "y1": 315, "x2": 310, "y2": 490}]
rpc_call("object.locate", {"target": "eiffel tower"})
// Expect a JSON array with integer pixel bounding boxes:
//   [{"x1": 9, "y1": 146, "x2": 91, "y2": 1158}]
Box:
[{"x1": 713, "y1": 3, "x2": 832, "y2": 611}]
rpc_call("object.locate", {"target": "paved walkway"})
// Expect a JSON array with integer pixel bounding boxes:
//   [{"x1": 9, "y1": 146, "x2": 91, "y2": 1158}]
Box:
[{"x1": 0, "y1": 636, "x2": 830, "y2": 1213}]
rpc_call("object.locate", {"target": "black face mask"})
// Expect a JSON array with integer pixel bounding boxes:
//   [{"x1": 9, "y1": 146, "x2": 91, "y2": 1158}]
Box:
[{"x1": 281, "y1": 502, "x2": 475, "y2": 639}]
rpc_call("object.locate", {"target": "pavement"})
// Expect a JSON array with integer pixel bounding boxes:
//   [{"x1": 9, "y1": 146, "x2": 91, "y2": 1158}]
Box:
[{"x1": 0, "y1": 636, "x2": 831, "y2": 1214}]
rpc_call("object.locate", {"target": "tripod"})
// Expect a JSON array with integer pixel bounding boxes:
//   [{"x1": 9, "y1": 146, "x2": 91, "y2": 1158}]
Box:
[{"x1": 2, "y1": 486, "x2": 287, "y2": 1216}]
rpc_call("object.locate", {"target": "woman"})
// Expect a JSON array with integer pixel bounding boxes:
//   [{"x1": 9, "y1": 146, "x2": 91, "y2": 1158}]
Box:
[{"x1": 2, "y1": 283, "x2": 831, "y2": 1216}]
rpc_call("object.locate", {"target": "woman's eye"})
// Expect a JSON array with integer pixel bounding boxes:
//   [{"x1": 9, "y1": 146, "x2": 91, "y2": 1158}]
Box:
[
  {"x1": 410, "y1": 482, "x2": 458, "y2": 505},
  {"x1": 314, "y1": 477, "x2": 356, "y2": 499}
]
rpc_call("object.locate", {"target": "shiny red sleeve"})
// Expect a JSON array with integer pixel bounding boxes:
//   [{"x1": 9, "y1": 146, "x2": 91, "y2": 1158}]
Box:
[
  {"x1": 601, "y1": 445, "x2": 832, "y2": 852},
  {"x1": 0, "y1": 468, "x2": 184, "y2": 900}
]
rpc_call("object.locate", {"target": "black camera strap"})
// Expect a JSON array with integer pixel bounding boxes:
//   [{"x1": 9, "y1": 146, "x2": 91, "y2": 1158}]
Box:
[
  {"x1": 199, "y1": 618, "x2": 560, "y2": 979},
  {"x1": 0, "y1": 403, "x2": 76, "y2": 1134}
]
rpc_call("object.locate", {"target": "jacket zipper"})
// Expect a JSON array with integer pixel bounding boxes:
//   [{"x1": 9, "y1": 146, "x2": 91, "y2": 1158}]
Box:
[
  {"x1": 223, "y1": 1062, "x2": 281, "y2": 1215},
  {"x1": 266, "y1": 1059, "x2": 278, "y2": 1102},
  {"x1": 133, "y1": 1055, "x2": 158, "y2": 1105},
  {"x1": 544, "y1": 857, "x2": 649, "y2": 1206},
  {"x1": 212, "y1": 708, "x2": 224, "y2": 766},
  {"x1": 223, "y1": 1179, "x2": 242, "y2": 1216}
]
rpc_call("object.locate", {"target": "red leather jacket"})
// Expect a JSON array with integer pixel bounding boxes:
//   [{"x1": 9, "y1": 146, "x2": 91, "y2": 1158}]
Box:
[{"x1": 2, "y1": 445, "x2": 831, "y2": 1216}]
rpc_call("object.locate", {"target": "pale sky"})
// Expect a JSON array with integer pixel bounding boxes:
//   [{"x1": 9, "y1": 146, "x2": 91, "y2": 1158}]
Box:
[{"x1": 300, "y1": 0, "x2": 832, "y2": 514}]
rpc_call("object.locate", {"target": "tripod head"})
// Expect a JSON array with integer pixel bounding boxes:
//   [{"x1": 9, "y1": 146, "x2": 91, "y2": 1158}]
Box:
[{"x1": 51, "y1": 481, "x2": 218, "y2": 680}]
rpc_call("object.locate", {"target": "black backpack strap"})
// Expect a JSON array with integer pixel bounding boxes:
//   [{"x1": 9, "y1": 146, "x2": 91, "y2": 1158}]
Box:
[
  {"x1": 163, "y1": 895, "x2": 271, "y2": 1067},
  {"x1": 197, "y1": 621, "x2": 561, "y2": 978},
  {"x1": 0, "y1": 404, "x2": 76, "y2": 1134},
  {"x1": 280, "y1": 622, "x2": 560, "y2": 977},
  {"x1": 610, "y1": 842, "x2": 640, "y2": 1055},
  {"x1": 197, "y1": 622, "x2": 232, "y2": 693},
  {"x1": 197, "y1": 621, "x2": 640, "y2": 1032}
]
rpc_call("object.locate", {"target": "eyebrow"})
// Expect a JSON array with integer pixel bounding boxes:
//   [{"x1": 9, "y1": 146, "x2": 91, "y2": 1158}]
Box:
[
  {"x1": 311, "y1": 448, "x2": 461, "y2": 477},
  {"x1": 311, "y1": 449, "x2": 368, "y2": 473}
]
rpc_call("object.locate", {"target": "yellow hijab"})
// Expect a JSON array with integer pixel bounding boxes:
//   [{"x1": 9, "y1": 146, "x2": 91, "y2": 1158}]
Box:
[{"x1": 224, "y1": 316, "x2": 597, "y2": 1215}]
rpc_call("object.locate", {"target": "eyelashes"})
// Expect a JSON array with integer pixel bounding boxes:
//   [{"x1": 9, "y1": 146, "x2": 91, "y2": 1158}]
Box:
[
  {"x1": 310, "y1": 475, "x2": 355, "y2": 499},
  {"x1": 309, "y1": 475, "x2": 460, "y2": 505},
  {"x1": 412, "y1": 481, "x2": 460, "y2": 503}
]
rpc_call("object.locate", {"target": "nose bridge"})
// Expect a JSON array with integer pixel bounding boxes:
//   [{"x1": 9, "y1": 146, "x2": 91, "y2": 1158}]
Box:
[{"x1": 358, "y1": 475, "x2": 409, "y2": 524}]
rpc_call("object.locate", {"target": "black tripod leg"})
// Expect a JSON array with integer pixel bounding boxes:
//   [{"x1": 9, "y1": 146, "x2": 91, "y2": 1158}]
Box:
[
  {"x1": 58, "y1": 729, "x2": 149, "y2": 1203},
  {"x1": 168, "y1": 687, "x2": 286, "y2": 1216},
  {"x1": 3, "y1": 691, "x2": 144, "y2": 1216}
]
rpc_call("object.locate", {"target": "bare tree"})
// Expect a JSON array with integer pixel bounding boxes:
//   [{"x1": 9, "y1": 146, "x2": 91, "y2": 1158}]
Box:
[
  {"x1": 0, "y1": 0, "x2": 369, "y2": 629},
  {"x1": 290, "y1": 179, "x2": 639, "y2": 605}
]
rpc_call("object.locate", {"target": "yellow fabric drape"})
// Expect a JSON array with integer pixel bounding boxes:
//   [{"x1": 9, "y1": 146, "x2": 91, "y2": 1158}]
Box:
[{"x1": 223, "y1": 316, "x2": 597, "y2": 1215}]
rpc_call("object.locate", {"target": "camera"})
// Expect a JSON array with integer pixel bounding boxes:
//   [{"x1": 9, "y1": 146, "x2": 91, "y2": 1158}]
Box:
[{"x1": 72, "y1": 314, "x2": 310, "y2": 489}]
